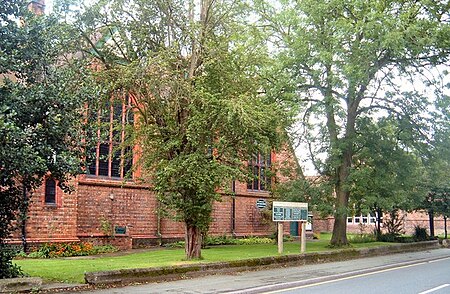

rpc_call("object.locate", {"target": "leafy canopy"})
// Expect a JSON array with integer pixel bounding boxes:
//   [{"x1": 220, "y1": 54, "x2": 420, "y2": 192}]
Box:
[
  {"x1": 0, "y1": 0, "x2": 96, "y2": 277},
  {"x1": 71, "y1": 0, "x2": 285, "y2": 258}
]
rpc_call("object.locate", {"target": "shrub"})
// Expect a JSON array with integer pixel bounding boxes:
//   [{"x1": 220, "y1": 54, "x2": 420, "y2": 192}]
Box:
[
  {"x1": 0, "y1": 244, "x2": 23, "y2": 278},
  {"x1": 203, "y1": 235, "x2": 237, "y2": 246},
  {"x1": 384, "y1": 210, "x2": 405, "y2": 235},
  {"x1": 377, "y1": 233, "x2": 414, "y2": 243},
  {"x1": 413, "y1": 226, "x2": 429, "y2": 242},
  {"x1": 377, "y1": 233, "x2": 400, "y2": 242},
  {"x1": 348, "y1": 234, "x2": 376, "y2": 244},
  {"x1": 236, "y1": 237, "x2": 273, "y2": 245},
  {"x1": 164, "y1": 241, "x2": 185, "y2": 248},
  {"x1": 90, "y1": 244, "x2": 118, "y2": 255},
  {"x1": 166, "y1": 236, "x2": 275, "y2": 248}
]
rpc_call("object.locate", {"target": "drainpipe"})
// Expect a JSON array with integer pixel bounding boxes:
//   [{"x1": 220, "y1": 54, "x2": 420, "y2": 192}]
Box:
[
  {"x1": 156, "y1": 199, "x2": 162, "y2": 245},
  {"x1": 21, "y1": 183, "x2": 28, "y2": 253},
  {"x1": 231, "y1": 180, "x2": 236, "y2": 237}
]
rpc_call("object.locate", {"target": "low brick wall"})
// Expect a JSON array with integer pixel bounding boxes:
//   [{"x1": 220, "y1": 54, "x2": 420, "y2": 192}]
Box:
[{"x1": 85, "y1": 240, "x2": 441, "y2": 285}]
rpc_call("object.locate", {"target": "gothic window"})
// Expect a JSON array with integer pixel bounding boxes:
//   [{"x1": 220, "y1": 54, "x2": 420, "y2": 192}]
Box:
[
  {"x1": 247, "y1": 153, "x2": 271, "y2": 191},
  {"x1": 87, "y1": 92, "x2": 133, "y2": 179},
  {"x1": 44, "y1": 178, "x2": 56, "y2": 204}
]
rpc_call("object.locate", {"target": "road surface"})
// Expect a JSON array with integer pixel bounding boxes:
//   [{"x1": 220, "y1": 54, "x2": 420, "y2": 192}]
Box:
[{"x1": 74, "y1": 248, "x2": 450, "y2": 294}]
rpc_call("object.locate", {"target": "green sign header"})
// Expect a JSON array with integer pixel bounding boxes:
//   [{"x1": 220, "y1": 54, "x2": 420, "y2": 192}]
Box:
[{"x1": 272, "y1": 201, "x2": 308, "y2": 222}]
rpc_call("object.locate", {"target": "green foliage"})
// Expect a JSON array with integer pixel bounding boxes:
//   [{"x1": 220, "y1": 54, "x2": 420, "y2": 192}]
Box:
[
  {"x1": 17, "y1": 242, "x2": 118, "y2": 259},
  {"x1": 383, "y1": 210, "x2": 405, "y2": 236},
  {"x1": 167, "y1": 236, "x2": 275, "y2": 248},
  {"x1": 413, "y1": 226, "x2": 430, "y2": 242},
  {"x1": 274, "y1": 176, "x2": 335, "y2": 218},
  {"x1": 257, "y1": 0, "x2": 450, "y2": 245},
  {"x1": 415, "y1": 121, "x2": 450, "y2": 233},
  {"x1": 0, "y1": 245, "x2": 23, "y2": 279},
  {"x1": 71, "y1": 0, "x2": 285, "y2": 259},
  {"x1": 1, "y1": 0, "x2": 97, "y2": 277},
  {"x1": 348, "y1": 234, "x2": 376, "y2": 244},
  {"x1": 377, "y1": 233, "x2": 414, "y2": 243},
  {"x1": 99, "y1": 217, "x2": 113, "y2": 237}
]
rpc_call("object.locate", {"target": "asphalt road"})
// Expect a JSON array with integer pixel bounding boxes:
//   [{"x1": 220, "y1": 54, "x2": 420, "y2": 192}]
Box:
[
  {"x1": 74, "y1": 248, "x2": 450, "y2": 294},
  {"x1": 258, "y1": 256, "x2": 450, "y2": 294}
]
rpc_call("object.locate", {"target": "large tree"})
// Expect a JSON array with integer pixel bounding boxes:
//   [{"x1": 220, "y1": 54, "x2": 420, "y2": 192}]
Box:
[
  {"x1": 257, "y1": 0, "x2": 450, "y2": 245},
  {"x1": 348, "y1": 117, "x2": 425, "y2": 236},
  {"x1": 417, "y1": 112, "x2": 450, "y2": 237},
  {"x1": 73, "y1": 0, "x2": 284, "y2": 259},
  {"x1": 0, "y1": 0, "x2": 94, "y2": 277}
]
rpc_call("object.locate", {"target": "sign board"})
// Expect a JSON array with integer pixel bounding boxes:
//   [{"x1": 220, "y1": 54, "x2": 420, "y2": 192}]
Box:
[
  {"x1": 272, "y1": 201, "x2": 308, "y2": 222},
  {"x1": 256, "y1": 199, "x2": 267, "y2": 209}
]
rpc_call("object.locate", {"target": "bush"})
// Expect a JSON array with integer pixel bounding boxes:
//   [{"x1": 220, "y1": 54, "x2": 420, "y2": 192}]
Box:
[
  {"x1": 413, "y1": 226, "x2": 429, "y2": 242},
  {"x1": 166, "y1": 236, "x2": 275, "y2": 248},
  {"x1": 164, "y1": 241, "x2": 185, "y2": 248},
  {"x1": 0, "y1": 244, "x2": 23, "y2": 278},
  {"x1": 348, "y1": 234, "x2": 376, "y2": 244},
  {"x1": 18, "y1": 242, "x2": 118, "y2": 258},
  {"x1": 236, "y1": 237, "x2": 273, "y2": 245},
  {"x1": 203, "y1": 235, "x2": 237, "y2": 246},
  {"x1": 377, "y1": 233, "x2": 400, "y2": 242},
  {"x1": 377, "y1": 233, "x2": 414, "y2": 243}
]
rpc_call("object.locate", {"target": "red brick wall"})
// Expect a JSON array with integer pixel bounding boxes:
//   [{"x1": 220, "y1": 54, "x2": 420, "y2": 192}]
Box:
[
  {"x1": 76, "y1": 178, "x2": 157, "y2": 239},
  {"x1": 11, "y1": 145, "x2": 299, "y2": 249},
  {"x1": 18, "y1": 179, "x2": 79, "y2": 244}
]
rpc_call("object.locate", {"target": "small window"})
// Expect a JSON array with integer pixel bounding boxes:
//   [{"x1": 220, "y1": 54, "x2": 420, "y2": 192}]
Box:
[
  {"x1": 45, "y1": 178, "x2": 56, "y2": 204},
  {"x1": 354, "y1": 217, "x2": 360, "y2": 224},
  {"x1": 362, "y1": 216, "x2": 368, "y2": 224},
  {"x1": 347, "y1": 217, "x2": 353, "y2": 224}
]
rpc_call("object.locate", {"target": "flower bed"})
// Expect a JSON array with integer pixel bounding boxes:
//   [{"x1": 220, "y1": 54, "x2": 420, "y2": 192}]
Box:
[{"x1": 16, "y1": 242, "x2": 118, "y2": 258}]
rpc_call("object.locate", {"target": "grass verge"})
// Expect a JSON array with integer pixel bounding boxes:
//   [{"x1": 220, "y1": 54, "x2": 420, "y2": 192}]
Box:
[{"x1": 14, "y1": 236, "x2": 392, "y2": 284}]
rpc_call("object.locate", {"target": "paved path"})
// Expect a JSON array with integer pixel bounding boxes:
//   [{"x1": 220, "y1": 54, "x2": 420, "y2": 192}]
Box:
[{"x1": 71, "y1": 248, "x2": 450, "y2": 294}]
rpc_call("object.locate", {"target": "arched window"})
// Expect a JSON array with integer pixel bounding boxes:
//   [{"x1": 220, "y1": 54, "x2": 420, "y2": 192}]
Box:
[
  {"x1": 45, "y1": 178, "x2": 56, "y2": 204},
  {"x1": 87, "y1": 92, "x2": 133, "y2": 179},
  {"x1": 247, "y1": 152, "x2": 271, "y2": 191}
]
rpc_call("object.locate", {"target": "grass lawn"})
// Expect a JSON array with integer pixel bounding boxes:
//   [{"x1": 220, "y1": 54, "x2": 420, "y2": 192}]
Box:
[{"x1": 14, "y1": 234, "x2": 392, "y2": 284}]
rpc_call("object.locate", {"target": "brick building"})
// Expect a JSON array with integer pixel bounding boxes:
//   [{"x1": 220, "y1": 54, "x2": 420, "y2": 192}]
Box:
[
  {"x1": 314, "y1": 211, "x2": 447, "y2": 236},
  {"x1": 3, "y1": 0, "x2": 302, "y2": 250},
  {"x1": 10, "y1": 146, "x2": 298, "y2": 250}
]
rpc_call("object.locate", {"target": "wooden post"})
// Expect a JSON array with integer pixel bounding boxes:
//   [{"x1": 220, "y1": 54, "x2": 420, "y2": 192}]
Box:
[
  {"x1": 300, "y1": 221, "x2": 306, "y2": 253},
  {"x1": 277, "y1": 222, "x2": 283, "y2": 254}
]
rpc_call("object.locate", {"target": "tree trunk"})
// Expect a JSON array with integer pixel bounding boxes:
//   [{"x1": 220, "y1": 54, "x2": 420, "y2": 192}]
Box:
[
  {"x1": 428, "y1": 209, "x2": 435, "y2": 237},
  {"x1": 330, "y1": 148, "x2": 352, "y2": 246},
  {"x1": 185, "y1": 224, "x2": 202, "y2": 260},
  {"x1": 444, "y1": 216, "x2": 447, "y2": 239},
  {"x1": 376, "y1": 207, "x2": 382, "y2": 238},
  {"x1": 330, "y1": 186, "x2": 349, "y2": 246}
]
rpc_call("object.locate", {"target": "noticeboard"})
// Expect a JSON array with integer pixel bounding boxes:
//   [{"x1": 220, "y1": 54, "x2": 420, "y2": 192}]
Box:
[{"x1": 272, "y1": 201, "x2": 308, "y2": 222}]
